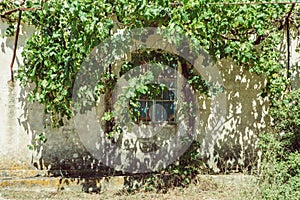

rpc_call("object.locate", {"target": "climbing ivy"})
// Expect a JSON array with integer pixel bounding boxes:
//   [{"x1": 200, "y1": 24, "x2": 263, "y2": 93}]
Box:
[
  {"x1": 0, "y1": 0, "x2": 298, "y2": 125},
  {"x1": 2, "y1": 0, "x2": 292, "y2": 125},
  {"x1": 1, "y1": 0, "x2": 300, "y2": 193},
  {"x1": 18, "y1": 0, "x2": 114, "y2": 125}
]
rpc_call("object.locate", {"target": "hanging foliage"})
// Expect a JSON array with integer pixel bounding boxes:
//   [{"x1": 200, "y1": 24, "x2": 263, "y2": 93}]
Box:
[{"x1": 0, "y1": 0, "x2": 297, "y2": 124}]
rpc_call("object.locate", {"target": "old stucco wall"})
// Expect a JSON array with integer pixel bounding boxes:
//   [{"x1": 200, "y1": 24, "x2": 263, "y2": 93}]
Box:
[
  {"x1": 0, "y1": 21, "x2": 34, "y2": 172},
  {"x1": 1, "y1": 21, "x2": 299, "y2": 174},
  {"x1": 0, "y1": 22, "x2": 95, "y2": 176},
  {"x1": 202, "y1": 59, "x2": 269, "y2": 172}
]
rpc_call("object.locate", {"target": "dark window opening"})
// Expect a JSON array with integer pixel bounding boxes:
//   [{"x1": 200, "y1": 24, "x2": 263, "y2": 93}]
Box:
[
  {"x1": 126, "y1": 50, "x2": 178, "y2": 124},
  {"x1": 134, "y1": 87, "x2": 176, "y2": 124}
]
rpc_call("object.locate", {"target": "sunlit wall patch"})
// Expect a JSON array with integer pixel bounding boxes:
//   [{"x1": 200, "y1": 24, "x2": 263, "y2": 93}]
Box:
[{"x1": 72, "y1": 27, "x2": 226, "y2": 173}]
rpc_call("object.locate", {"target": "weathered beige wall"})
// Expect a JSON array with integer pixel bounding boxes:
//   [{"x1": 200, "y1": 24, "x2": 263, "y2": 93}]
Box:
[
  {"x1": 289, "y1": 36, "x2": 300, "y2": 89},
  {"x1": 0, "y1": 22, "x2": 90, "y2": 175},
  {"x1": 2, "y1": 21, "x2": 298, "y2": 174},
  {"x1": 0, "y1": 21, "x2": 34, "y2": 172},
  {"x1": 202, "y1": 59, "x2": 269, "y2": 172}
]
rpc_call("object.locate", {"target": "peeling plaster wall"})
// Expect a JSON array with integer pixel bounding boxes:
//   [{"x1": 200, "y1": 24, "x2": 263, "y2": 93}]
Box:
[{"x1": 1, "y1": 21, "x2": 297, "y2": 174}]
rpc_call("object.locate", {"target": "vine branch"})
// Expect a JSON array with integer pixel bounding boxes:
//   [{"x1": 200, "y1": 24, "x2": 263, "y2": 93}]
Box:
[
  {"x1": 1, "y1": 0, "x2": 49, "y2": 18},
  {"x1": 1, "y1": 0, "x2": 49, "y2": 83},
  {"x1": 9, "y1": 9, "x2": 22, "y2": 83}
]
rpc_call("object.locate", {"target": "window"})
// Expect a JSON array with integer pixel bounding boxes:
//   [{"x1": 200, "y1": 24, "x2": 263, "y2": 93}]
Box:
[
  {"x1": 123, "y1": 50, "x2": 179, "y2": 124},
  {"x1": 134, "y1": 64, "x2": 177, "y2": 124}
]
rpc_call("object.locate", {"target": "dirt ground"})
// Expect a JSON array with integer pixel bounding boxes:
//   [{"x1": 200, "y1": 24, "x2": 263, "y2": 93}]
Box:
[{"x1": 0, "y1": 175, "x2": 260, "y2": 200}]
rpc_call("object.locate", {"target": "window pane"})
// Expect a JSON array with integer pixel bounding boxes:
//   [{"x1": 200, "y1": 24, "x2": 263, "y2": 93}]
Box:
[
  {"x1": 138, "y1": 101, "x2": 152, "y2": 121},
  {"x1": 169, "y1": 90, "x2": 175, "y2": 100},
  {"x1": 146, "y1": 101, "x2": 153, "y2": 121},
  {"x1": 154, "y1": 102, "x2": 167, "y2": 122},
  {"x1": 156, "y1": 104, "x2": 163, "y2": 121},
  {"x1": 163, "y1": 102, "x2": 175, "y2": 122},
  {"x1": 139, "y1": 101, "x2": 147, "y2": 118},
  {"x1": 162, "y1": 90, "x2": 168, "y2": 100},
  {"x1": 163, "y1": 90, "x2": 175, "y2": 100}
]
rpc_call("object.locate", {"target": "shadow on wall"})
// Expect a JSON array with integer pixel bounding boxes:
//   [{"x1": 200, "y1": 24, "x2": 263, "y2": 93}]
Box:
[
  {"x1": 15, "y1": 60, "x2": 269, "y2": 193},
  {"x1": 289, "y1": 34, "x2": 300, "y2": 90},
  {"x1": 1, "y1": 21, "x2": 270, "y2": 179},
  {"x1": 0, "y1": 21, "x2": 35, "y2": 73},
  {"x1": 19, "y1": 86, "x2": 197, "y2": 176},
  {"x1": 19, "y1": 91, "x2": 121, "y2": 178},
  {"x1": 0, "y1": 20, "x2": 292, "y2": 192},
  {"x1": 19, "y1": 60, "x2": 270, "y2": 177},
  {"x1": 18, "y1": 48, "x2": 200, "y2": 178},
  {"x1": 0, "y1": 21, "x2": 118, "y2": 178},
  {"x1": 199, "y1": 59, "x2": 270, "y2": 173},
  {"x1": 0, "y1": 22, "x2": 36, "y2": 170}
]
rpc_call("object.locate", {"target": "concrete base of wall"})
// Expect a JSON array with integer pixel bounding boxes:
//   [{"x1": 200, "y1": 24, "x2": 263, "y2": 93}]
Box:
[{"x1": 0, "y1": 172, "x2": 256, "y2": 194}]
